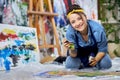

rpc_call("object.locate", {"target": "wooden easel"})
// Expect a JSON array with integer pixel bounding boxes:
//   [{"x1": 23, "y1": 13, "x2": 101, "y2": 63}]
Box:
[{"x1": 28, "y1": 0, "x2": 62, "y2": 59}]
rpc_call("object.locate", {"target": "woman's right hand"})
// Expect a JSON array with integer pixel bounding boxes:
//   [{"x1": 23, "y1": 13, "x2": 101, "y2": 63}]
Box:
[
  {"x1": 63, "y1": 38, "x2": 74, "y2": 50},
  {"x1": 62, "y1": 38, "x2": 77, "y2": 57}
]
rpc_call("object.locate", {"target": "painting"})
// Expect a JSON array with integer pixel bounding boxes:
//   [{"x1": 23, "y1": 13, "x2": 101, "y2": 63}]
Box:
[
  {"x1": 33, "y1": 70, "x2": 120, "y2": 78},
  {"x1": 0, "y1": 24, "x2": 40, "y2": 71},
  {"x1": 76, "y1": 0, "x2": 98, "y2": 20}
]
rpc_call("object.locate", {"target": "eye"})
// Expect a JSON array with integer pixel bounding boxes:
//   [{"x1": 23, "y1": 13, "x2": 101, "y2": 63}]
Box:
[
  {"x1": 77, "y1": 17, "x2": 82, "y2": 20},
  {"x1": 70, "y1": 20, "x2": 75, "y2": 24}
]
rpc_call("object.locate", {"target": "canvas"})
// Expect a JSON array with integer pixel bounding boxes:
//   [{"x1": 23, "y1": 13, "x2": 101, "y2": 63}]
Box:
[{"x1": 0, "y1": 24, "x2": 40, "y2": 71}]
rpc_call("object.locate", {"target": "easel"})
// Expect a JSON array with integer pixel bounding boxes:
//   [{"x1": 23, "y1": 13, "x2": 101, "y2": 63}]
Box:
[{"x1": 27, "y1": 0, "x2": 62, "y2": 61}]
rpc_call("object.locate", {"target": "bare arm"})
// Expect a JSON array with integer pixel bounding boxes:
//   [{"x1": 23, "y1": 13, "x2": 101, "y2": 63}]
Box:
[
  {"x1": 95, "y1": 52, "x2": 105, "y2": 62},
  {"x1": 89, "y1": 52, "x2": 105, "y2": 67}
]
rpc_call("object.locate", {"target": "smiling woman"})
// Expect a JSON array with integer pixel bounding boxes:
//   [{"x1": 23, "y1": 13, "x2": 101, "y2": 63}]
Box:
[{"x1": 63, "y1": 4, "x2": 112, "y2": 70}]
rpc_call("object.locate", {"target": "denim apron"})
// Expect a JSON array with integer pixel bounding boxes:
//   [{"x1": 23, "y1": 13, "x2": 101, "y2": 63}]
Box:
[{"x1": 76, "y1": 26, "x2": 98, "y2": 67}]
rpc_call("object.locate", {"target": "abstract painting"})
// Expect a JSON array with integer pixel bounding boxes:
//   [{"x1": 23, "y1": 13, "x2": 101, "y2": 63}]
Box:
[{"x1": 0, "y1": 24, "x2": 40, "y2": 71}]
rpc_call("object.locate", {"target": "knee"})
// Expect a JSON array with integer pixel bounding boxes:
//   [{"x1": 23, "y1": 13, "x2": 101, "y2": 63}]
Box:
[
  {"x1": 98, "y1": 54, "x2": 112, "y2": 69},
  {"x1": 65, "y1": 56, "x2": 81, "y2": 69},
  {"x1": 99, "y1": 60, "x2": 112, "y2": 69}
]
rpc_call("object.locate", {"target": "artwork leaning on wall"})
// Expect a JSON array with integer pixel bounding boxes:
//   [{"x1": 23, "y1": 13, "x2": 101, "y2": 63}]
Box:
[{"x1": 0, "y1": 24, "x2": 40, "y2": 71}]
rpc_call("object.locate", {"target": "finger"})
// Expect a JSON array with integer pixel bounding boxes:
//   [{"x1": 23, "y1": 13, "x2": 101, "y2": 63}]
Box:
[
  {"x1": 63, "y1": 43, "x2": 71, "y2": 49},
  {"x1": 89, "y1": 63, "x2": 95, "y2": 66},
  {"x1": 64, "y1": 41, "x2": 72, "y2": 47},
  {"x1": 89, "y1": 61, "x2": 97, "y2": 66},
  {"x1": 89, "y1": 58, "x2": 95, "y2": 63},
  {"x1": 64, "y1": 42, "x2": 69, "y2": 46}
]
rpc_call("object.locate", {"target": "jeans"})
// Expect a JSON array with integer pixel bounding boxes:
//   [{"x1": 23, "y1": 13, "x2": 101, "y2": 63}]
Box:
[{"x1": 65, "y1": 54, "x2": 112, "y2": 70}]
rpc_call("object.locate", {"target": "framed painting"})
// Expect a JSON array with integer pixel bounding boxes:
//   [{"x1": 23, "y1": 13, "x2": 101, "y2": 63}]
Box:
[{"x1": 0, "y1": 24, "x2": 40, "y2": 71}]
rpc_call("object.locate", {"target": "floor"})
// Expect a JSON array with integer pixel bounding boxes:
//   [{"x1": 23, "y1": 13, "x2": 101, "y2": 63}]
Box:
[{"x1": 0, "y1": 57, "x2": 120, "y2": 80}]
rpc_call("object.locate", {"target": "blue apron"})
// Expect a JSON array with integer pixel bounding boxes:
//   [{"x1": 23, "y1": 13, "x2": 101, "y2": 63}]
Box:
[{"x1": 76, "y1": 25, "x2": 98, "y2": 67}]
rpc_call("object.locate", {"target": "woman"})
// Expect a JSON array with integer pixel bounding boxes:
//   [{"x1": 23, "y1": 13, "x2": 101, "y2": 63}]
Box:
[{"x1": 63, "y1": 4, "x2": 112, "y2": 69}]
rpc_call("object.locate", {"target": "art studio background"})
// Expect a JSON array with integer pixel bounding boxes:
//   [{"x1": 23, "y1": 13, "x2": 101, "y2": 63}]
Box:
[{"x1": 0, "y1": 0, "x2": 120, "y2": 68}]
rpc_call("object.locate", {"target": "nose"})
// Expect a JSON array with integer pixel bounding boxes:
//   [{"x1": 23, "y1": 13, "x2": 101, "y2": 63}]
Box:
[{"x1": 75, "y1": 21, "x2": 81, "y2": 27}]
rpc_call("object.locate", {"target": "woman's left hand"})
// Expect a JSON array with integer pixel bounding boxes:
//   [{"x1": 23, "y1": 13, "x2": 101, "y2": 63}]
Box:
[
  {"x1": 89, "y1": 52, "x2": 105, "y2": 67},
  {"x1": 89, "y1": 57, "x2": 98, "y2": 67}
]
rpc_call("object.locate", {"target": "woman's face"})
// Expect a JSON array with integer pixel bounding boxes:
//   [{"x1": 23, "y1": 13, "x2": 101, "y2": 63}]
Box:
[{"x1": 68, "y1": 13, "x2": 87, "y2": 34}]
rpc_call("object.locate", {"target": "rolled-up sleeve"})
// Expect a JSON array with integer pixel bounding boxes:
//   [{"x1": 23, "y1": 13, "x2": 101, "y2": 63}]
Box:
[
  {"x1": 96, "y1": 31, "x2": 108, "y2": 53},
  {"x1": 66, "y1": 26, "x2": 78, "y2": 49}
]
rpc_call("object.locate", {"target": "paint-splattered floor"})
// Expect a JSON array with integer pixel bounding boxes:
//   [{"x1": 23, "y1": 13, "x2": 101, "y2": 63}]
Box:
[{"x1": 0, "y1": 57, "x2": 120, "y2": 80}]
